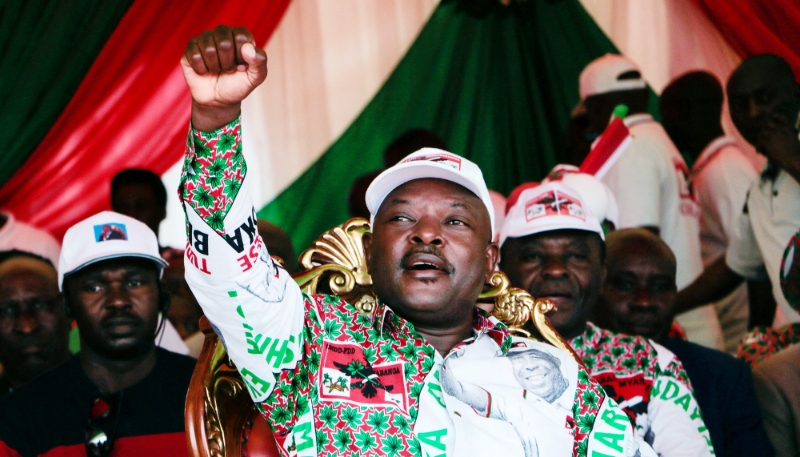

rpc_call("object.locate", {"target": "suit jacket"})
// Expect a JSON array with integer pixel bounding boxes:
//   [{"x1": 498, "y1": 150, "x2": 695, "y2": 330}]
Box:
[
  {"x1": 664, "y1": 337, "x2": 773, "y2": 457},
  {"x1": 753, "y1": 343, "x2": 800, "y2": 457}
]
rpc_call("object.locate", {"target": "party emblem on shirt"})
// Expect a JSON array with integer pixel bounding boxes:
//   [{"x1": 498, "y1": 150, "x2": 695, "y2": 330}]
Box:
[
  {"x1": 320, "y1": 340, "x2": 408, "y2": 411},
  {"x1": 94, "y1": 223, "x2": 128, "y2": 242},
  {"x1": 401, "y1": 153, "x2": 462, "y2": 170},
  {"x1": 525, "y1": 190, "x2": 585, "y2": 221}
]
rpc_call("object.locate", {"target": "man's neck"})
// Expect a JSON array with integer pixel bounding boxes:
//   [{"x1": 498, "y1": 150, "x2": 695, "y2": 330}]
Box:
[
  {"x1": 80, "y1": 345, "x2": 157, "y2": 394},
  {"x1": 688, "y1": 127, "x2": 725, "y2": 160},
  {"x1": 415, "y1": 322, "x2": 474, "y2": 357}
]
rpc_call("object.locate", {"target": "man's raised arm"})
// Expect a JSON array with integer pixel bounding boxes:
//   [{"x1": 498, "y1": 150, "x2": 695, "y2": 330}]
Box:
[{"x1": 179, "y1": 26, "x2": 306, "y2": 405}]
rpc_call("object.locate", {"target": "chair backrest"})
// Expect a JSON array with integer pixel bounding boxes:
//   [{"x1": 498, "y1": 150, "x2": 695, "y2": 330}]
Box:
[{"x1": 185, "y1": 218, "x2": 580, "y2": 456}]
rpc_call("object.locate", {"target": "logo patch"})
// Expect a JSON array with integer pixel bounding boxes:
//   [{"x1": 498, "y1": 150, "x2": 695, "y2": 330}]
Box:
[
  {"x1": 525, "y1": 190, "x2": 585, "y2": 221},
  {"x1": 594, "y1": 371, "x2": 650, "y2": 423},
  {"x1": 94, "y1": 223, "x2": 128, "y2": 242},
  {"x1": 401, "y1": 153, "x2": 462, "y2": 170},
  {"x1": 319, "y1": 340, "x2": 408, "y2": 411}
]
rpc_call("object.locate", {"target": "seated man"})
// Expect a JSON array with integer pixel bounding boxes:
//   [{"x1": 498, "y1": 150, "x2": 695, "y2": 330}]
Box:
[
  {"x1": 180, "y1": 25, "x2": 643, "y2": 457},
  {"x1": 0, "y1": 251, "x2": 71, "y2": 397},
  {"x1": 499, "y1": 181, "x2": 713, "y2": 457},
  {"x1": 598, "y1": 228, "x2": 773, "y2": 457},
  {"x1": 0, "y1": 212, "x2": 196, "y2": 456}
]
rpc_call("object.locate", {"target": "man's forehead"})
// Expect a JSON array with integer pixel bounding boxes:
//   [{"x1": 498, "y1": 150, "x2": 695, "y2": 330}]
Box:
[
  {"x1": 0, "y1": 257, "x2": 57, "y2": 282},
  {"x1": 387, "y1": 178, "x2": 480, "y2": 201},
  {"x1": 74, "y1": 257, "x2": 158, "y2": 279}
]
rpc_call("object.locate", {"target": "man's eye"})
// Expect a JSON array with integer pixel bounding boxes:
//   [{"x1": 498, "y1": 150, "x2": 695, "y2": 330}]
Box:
[
  {"x1": 389, "y1": 215, "x2": 411, "y2": 222},
  {"x1": 128, "y1": 279, "x2": 144, "y2": 288},
  {"x1": 566, "y1": 252, "x2": 588, "y2": 261},
  {"x1": 0, "y1": 305, "x2": 15, "y2": 318},
  {"x1": 519, "y1": 252, "x2": 543, "y2": 262},
  {"x1": 447, "y1": 219, "x2": 466, "y2": 226},
  {"x1": 83, "y1": 284, "x2": 102, "y2": 293},
  {"x1": 612, "y1": 279, "x2": 636, "y2": 292}
]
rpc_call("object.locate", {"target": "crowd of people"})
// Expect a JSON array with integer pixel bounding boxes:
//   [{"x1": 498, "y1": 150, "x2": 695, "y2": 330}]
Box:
[{"x1": 0, "y1": 24, "x2": 797, "y2": 457}]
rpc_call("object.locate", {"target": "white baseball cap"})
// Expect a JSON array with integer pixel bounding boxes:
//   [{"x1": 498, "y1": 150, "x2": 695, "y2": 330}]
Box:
[
  {"x1": 499, "y1": 182, "x2": 605, "y2": 248},
  {"x1": 365, "y1": 148, "x2": 496, "y2": 239},
  {"x1": 58, "y1": 211, "x2": 168, "y2": 290},
  {"x1": 580, "y1": 54, "x2": 646, "y2": 100},
  {"x1": 542, "y1": 165, "x2": 619, "y2": 227}
]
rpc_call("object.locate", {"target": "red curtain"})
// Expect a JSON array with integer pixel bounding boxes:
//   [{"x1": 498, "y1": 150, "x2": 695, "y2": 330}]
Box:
[
  {"x1": 0, "y1": 0, "x2": 291, "y2": 240},
  {"x1": 692, "y1": 0, "x2": 800, "y2": 77}
]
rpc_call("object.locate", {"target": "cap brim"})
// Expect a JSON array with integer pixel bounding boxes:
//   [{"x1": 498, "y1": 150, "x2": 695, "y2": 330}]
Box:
[
  {"x1": 61, "y1": 253, "x2": 168, "y2": 287},
  {"x1": 367, "y1": 161, "x2": 485, "y2": 215},
  {"x1": 499, "y1": 216, "x2": 605, "y2": 247}
]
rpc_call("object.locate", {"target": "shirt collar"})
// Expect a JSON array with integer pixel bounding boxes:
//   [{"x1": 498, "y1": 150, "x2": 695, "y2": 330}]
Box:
[
  {"x1": 692, "y1": 136, "x2": 736, "y2": 173},
  {"x1": 623, "y1": 113, "x2": 654, "y2": 128},
  {"x1": 375, "y1": 300, "x2": 512, "y2": 355}
]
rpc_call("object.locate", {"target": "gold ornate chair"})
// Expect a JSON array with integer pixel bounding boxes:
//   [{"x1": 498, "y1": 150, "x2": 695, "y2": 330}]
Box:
[{"x1": 185, "y1": 218, "x2": 579, "y2": 457}]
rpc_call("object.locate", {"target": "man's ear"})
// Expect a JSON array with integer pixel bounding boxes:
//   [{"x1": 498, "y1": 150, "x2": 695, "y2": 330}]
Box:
[
  {"x1": 363, "y1": 232, "x2": 373, "y2": 267},
  {"x1": 485, "y1": 242, "x2": 500, "y2": 282}
]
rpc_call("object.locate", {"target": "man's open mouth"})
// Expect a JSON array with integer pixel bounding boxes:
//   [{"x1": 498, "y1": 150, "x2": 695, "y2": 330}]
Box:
[{"x1": 401, "y1": 251, "x2": 452, "y2": 274}]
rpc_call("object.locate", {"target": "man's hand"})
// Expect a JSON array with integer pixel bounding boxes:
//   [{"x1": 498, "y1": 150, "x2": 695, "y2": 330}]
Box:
[
  {"x1": 756, "y1": 112, "x2": 800, "y2": 182},
  {"x1": 181, "y1": 25, "x2": 267, "y2": 132}
]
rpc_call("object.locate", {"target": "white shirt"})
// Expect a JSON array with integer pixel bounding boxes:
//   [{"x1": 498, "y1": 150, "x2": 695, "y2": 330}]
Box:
[
  {"x1": 0, "y1": 212, "x2": 61, "y2": 266},
  {"x1": 691, "y1": 137, "x2": 761, "y2": 352},
  {"x1": 601, "y1": 114, "x2": 703, "y2": 289},
  {"x1": 727, "y1": 167, "x2": 800, "y2": 326}
]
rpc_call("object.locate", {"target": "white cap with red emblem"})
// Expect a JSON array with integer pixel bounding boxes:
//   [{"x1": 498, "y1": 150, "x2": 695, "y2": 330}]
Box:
[
  {"x1": 58, "y1": 211, "x2": 167, "y2": 290},
  {"x1": 365, "y1": 148, "x2": 496, "y2": 239},
  {"x1": 499, "y1": 182, "x2": 605, "y2": 248}
]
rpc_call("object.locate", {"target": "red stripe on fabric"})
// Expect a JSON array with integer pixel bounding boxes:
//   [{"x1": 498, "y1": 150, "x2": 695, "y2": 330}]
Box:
[
  {"x1": 579, "y1": 117, "x2": 630, "y2": 176},
  {"x1": 691, "y1": 0, "x2": 800, "y2": 77},
  {"x1": 32, "y1": 432, "x2": 187, "y2": 457},
  {"x1": 0, "y1": 0, "x2": 291, "y2": 240}
]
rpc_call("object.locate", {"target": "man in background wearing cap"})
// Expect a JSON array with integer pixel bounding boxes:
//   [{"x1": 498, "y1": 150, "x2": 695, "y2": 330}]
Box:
[
  {"x1": 660, "y1": 71, "x2": 766, "y2": 354},
  {"x1": 579, "y1": 54, "x2": 720, "y2": 350},
  {"x1": 0, "y1": 212, "x2": 196, "y2": 457},
  {"x1": 178, "y1": 25, "x2": 642, "y2": 457},
  {"x1": 499, "y1": 181, "x2": 714, "y2": 457},
  {"x1": 598, "y1": 228, "x2": 773, "y2": 457},
  {"x1": 0, "y1": 250, "x2": 71, "y2": 398}
]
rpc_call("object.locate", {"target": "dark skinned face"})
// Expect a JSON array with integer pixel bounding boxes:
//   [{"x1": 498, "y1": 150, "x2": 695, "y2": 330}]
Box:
[
  {"x1": 365, "y1": 179, "x2": 498, "y2": 329},
  {"x1": 727, "y1": 64, "x2": 800, "y2": 153},
  {"x1": 0, "y1": 258, "x2": 70, "y2": 386},
  {"x1": 65, "y1": 258, "x2": 161, "y2": 360},
  {"x1": 112, "y1": 183, "x2": 166, "y2": 237},
  {"x1": 500, "y1": 231, "x2": 605, "y2": 339},
  {"x1": 600, "y1": 241, "x2": 677, "y2": 342}
]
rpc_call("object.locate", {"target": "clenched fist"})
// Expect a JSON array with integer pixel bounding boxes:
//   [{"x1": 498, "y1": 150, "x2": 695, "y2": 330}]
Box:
[{"x1": 181, "y1": 25, "x2": 267, "y2": 131}]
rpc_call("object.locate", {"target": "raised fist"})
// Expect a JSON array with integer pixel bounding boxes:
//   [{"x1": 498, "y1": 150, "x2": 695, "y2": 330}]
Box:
[{"x1": 181, "y1": 25, "x2": 267, "y2": 130}]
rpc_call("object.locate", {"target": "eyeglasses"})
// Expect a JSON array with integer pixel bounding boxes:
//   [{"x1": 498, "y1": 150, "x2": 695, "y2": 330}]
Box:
[{"x1": 86, "y1": 394, "x2": 120, "y2": 457}]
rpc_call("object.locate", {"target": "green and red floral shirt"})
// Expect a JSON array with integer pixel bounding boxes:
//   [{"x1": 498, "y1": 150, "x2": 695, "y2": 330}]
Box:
[
  {"x1": 569, "y1": 322, "x2": 715, "y2": 457},
  {"x1": 180, "y1": 117, "x2": 644, "y2": 457}
]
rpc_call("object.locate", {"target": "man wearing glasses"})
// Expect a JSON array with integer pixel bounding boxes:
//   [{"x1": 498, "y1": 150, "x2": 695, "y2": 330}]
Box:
[{"x1": 0, "y1": 212, "x2": 196, "y2": 457}]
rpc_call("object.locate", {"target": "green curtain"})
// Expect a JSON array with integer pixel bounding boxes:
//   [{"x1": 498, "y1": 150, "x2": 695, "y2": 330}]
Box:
[
  {"x1": 0, "y1": 0, "x2": 133, "y2": 185},
  {"x1": 260, "y1": 0, "x2": 658, "y2": 252}
]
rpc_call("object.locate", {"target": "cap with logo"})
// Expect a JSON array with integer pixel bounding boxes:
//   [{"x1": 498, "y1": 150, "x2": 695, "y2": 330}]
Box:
[
  {"x1": 58, "y1": 211, "x2": 168, "y2": 290},
  {"x1": 542, "y1": 164, "x2": 619, "y2": 227},
  {"x1": 580, "y1": 53, "x2": 646, "y2": 100},
  {"x1": 365, "y1": 148, "x2": 496, "y2": 239},
  {"x1": 499, "y1": 182, "x2": 605, "y2": 248}
]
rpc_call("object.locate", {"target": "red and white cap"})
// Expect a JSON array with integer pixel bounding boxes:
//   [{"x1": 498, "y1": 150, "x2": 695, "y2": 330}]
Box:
[
  {"x1": 499, "y1": 182, "x2": 604, "y2": 248},
  {"x1": 542, "y1": 165, "x2": 619, "y2": 227},
  {"x1": 58, "y1": 211, "x2": 167, "y2": 290},
  {"x1": 580, "y1": 53, "x2": 646, "y2": 100},
  {"x1": 365, "y1": 148, "x2": 496, "y2": 238}
]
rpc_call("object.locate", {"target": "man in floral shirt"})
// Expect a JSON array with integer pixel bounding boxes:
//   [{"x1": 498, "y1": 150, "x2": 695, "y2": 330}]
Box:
[
  {"x1": 179, "y1": 26, "x2": 644, "y2": 457},
  {"x1": 499, "y1": 181, "x2": 714, "y2": 457}
]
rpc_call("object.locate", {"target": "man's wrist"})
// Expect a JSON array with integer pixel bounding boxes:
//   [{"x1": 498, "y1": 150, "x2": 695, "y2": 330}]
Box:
[{"x1": 191, "y1": 100, "x2": 242, "y2": 132}]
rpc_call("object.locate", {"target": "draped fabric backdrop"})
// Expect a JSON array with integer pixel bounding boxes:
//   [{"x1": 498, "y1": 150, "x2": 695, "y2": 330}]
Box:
[{"x1": 0, "y1": 0, "x2": 797, "y2": 254}]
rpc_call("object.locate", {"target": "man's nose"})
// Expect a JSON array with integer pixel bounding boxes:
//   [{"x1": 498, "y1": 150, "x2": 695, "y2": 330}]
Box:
[
  {"x1": 747, "y1": 98, "x2": 762, "y2": 119},
  {"x1": 410, "y1": 216, "x2": 443, "y2": 246},
  {"x1": 631, "y1": 287, "x2": 655, "y2": 308},
  {"x1": 15, "y1": 309, "x2": 41, "y2": 334},
  {"x1": 541, "y1": 256, "x2": 569, "y2": 279},
  {"x1": 106, "y1": 283, "x2": 133, "y2": 309}
]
